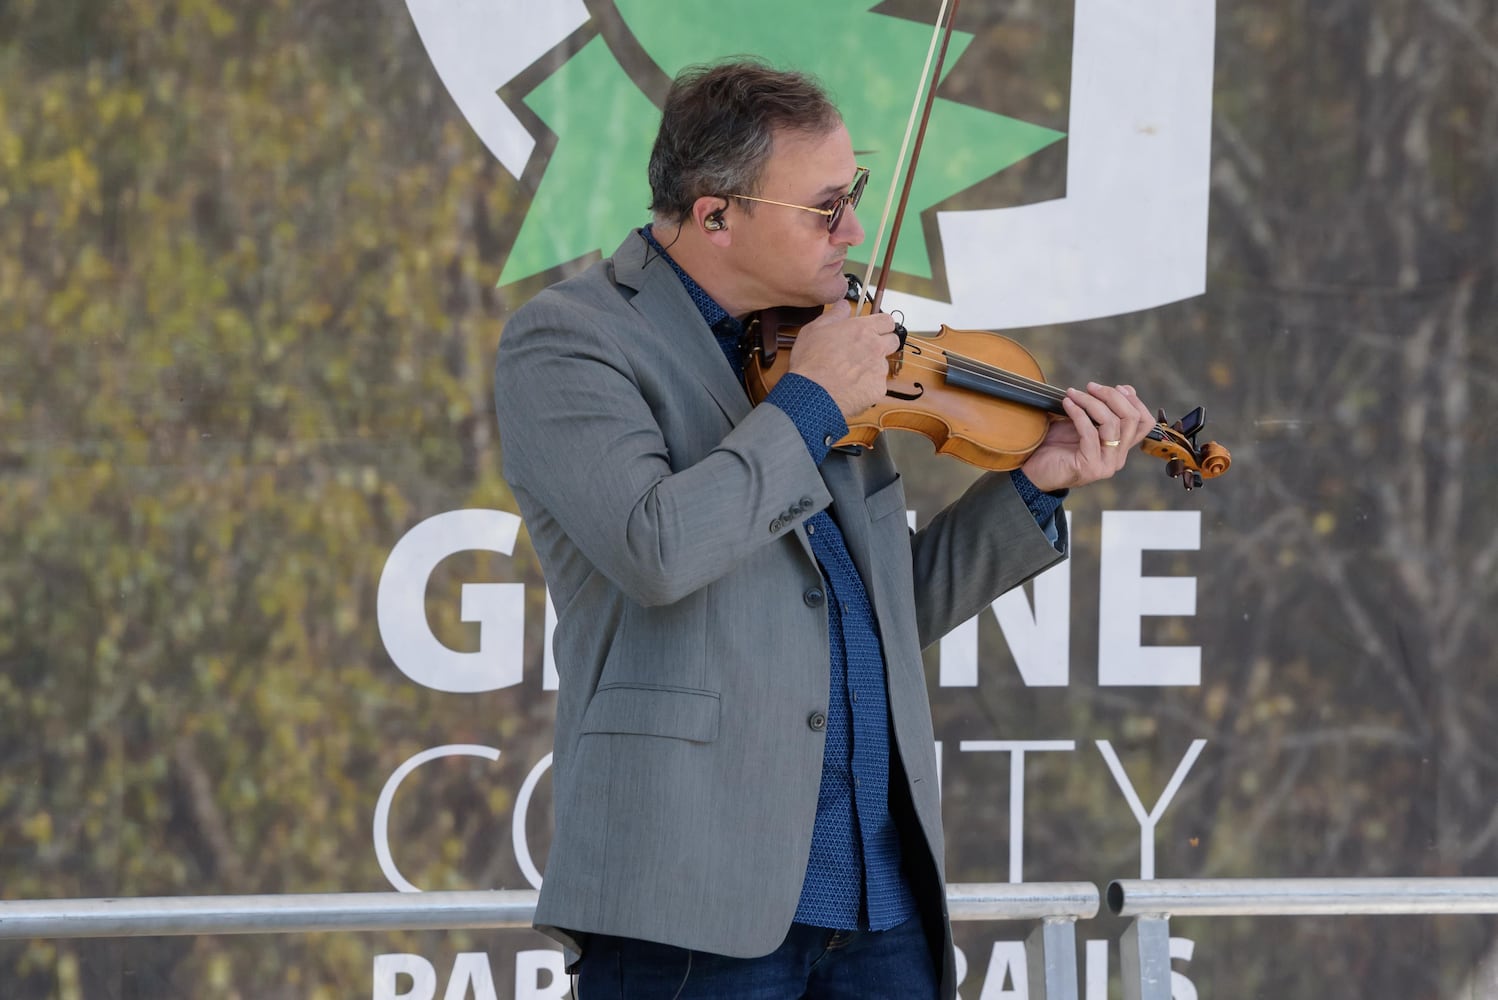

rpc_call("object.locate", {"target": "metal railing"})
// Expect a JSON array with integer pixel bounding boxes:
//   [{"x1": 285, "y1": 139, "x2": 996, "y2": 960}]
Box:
[
  {"x1": 1106, "y1": 877, "x2": 1498, "y2": 1000},
  {"x1": 15, "y1": 877, "x2": 1498, "y2": 998},
  {"x1": 0, "y1": 881, "x2": 1100, "y2": 1000},
  {"x1": 951, "y1": 882, "x2": 1099, "y2": 1000},
  {"x1": 16, "y1": 877, "x2": 1498, "y2": 998}
]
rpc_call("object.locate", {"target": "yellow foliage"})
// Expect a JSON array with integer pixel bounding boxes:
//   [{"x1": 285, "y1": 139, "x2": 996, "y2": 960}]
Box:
[{"x1": 0, "y1": 0, "x2": 531, "y2": 992}]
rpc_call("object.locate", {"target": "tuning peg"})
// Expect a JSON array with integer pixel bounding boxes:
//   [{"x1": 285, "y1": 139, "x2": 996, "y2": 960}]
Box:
[{"x1": 1166, "y1": 457, "x2": 1184, "y2": 479}]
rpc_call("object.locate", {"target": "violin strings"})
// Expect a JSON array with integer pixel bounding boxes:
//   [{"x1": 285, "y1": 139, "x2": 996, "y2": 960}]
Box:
[
  {"x1": 938, "y1": 347, "x2": 1067, "y2": 401},
  {"x1": 897, "y1": 354, "x2": 1056, "y2": 402},
  {"x1": 770, "y1": 335, "x2": 1068, "y2": 405}
]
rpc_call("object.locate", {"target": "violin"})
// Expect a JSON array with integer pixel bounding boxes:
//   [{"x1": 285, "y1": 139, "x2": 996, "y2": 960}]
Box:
[
  {"x1": 742, "y1": 279, "x2": 1231, "y2": 489},
  {"x1": 741, "y1": 0, "x2": 1230, "y2": 490}
]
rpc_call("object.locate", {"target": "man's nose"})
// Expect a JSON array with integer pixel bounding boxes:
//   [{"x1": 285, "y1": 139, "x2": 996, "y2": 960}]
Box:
[{"x1": 833, "y1": 206, "x2": 866, "y2": 246}]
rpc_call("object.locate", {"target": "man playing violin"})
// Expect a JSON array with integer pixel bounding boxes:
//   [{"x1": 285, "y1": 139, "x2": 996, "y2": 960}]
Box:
[{"x1": 492, "y1": 59, "x2": 1154, "y2": 1000}]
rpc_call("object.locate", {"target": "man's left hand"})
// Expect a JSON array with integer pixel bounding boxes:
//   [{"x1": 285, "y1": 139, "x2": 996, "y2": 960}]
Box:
[{"x1": 1020, "y1": 382, "x2": 1156, "y2": 493}]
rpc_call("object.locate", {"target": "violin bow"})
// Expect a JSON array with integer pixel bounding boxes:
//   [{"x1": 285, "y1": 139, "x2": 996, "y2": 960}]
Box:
[{"x1": 860, "y1": 0, "x2": 959, "y2": 312}]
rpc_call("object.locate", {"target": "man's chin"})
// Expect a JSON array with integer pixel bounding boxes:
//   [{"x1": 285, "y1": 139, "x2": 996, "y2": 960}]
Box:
[
  {"x1": 765, "y1": 275, "x2": 851, "y2": 310},
  {"x1": 818, "y1": 271, "x2": 853, "y2": 304}
]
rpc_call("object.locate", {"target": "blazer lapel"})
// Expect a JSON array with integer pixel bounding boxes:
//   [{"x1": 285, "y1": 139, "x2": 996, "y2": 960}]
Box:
[
  {"x1": 611, "y1": 232, "x2": 752, "y2": 426},
  {"x1": 611, "y1": 231, "x2": 816, "y2": 567}
]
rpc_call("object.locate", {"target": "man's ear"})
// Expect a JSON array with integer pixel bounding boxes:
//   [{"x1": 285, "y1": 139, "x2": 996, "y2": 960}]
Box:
[{"x1": 692, "y1": 197, "x2": 731, "y2": 240}]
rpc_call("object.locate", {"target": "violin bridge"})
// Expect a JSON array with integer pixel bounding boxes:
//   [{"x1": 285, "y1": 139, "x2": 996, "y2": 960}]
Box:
[{"x1": 887, "y1": 313, "x2": 908, "y2": 376}]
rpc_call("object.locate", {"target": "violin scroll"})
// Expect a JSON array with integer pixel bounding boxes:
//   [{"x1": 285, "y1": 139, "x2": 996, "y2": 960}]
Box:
[{"x1": 1140, "y1": 406, "x2": 1232, "y2": 491}]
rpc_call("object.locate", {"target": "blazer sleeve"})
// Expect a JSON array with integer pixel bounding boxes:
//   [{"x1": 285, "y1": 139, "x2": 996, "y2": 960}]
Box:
[
  {"x1": 494, "y1": 292, "x2": 832, "y2": 608},
  {"x1": 907, "y1": 470, "x2": 1069, "y2": 649}
]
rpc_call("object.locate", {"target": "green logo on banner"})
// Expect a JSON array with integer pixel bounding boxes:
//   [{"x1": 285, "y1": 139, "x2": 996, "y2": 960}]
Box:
[{"x1": 500, "y1": 2, "x2": 1063, "y2": 287}]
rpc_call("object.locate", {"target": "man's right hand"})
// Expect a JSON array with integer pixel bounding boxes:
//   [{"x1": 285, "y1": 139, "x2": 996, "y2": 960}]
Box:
[{"x1": 785, "y1": 301, "x2": 901, "y2": 419}]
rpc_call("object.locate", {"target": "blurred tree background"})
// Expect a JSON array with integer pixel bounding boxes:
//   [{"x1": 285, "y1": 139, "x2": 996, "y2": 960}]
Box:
[
  {"x1": 1, "y1": 0, "x2": 1495, "y2": 997},
  {"x1": 1, "y1": 0, "x2": 556, "y2": 995}
]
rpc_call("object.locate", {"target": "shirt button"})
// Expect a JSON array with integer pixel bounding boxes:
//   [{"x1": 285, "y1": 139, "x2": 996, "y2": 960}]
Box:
[
  {"x1": 851, "y1": 690, "x2": 859, "y2": 704},
  {"x1": 807, "y1": 524, "x2": 816, "y2": 536},
  {"x1": 823, "y1": 435, "x2": 834, "y2": 447},
  {"x1": 807, "y1": 711, "x2": 827, "y2": 732},
  {"x1": 803, "y1": 588, "x2": 825, "y2": 608}
]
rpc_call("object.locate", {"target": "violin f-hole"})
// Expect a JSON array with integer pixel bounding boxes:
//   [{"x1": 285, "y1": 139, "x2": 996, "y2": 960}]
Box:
[{"x1": 885, "y1": 382, "x2": 924, "y2": 402}]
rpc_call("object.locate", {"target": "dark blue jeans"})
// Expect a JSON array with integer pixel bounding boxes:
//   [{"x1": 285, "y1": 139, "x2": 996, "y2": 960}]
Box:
[{"x1": 576, "y1": 915, "x2": 939, "y2": 999}]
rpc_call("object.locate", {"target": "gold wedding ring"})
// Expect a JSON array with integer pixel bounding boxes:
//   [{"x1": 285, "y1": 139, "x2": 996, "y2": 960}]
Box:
[{"x1": 1102, "y1": 439, "x2": 1121, "y2": 448}]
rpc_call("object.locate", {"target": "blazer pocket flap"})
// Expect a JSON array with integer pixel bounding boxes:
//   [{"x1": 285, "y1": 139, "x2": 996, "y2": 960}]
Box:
[
  {"x1": 580, "y1": 684, "x2": 721, "y2": 743},
  {"x1": 864, "y1": 475, "x2": 907, "y2": 522}
]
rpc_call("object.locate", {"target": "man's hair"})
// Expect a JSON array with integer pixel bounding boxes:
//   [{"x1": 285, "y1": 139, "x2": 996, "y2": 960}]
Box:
[{"x1": 648, "y1": 60, "x2": 842, "y2": 224}]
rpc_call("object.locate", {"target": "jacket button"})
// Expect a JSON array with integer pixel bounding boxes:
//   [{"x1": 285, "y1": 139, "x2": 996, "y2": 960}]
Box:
[
  {"x1": 798, "y1": 496, "x2": 814, "y2": 512},
  {"x1": 807, "y1": 711, "x2": 827, "y2": 732},
  {"x1": 769, "y1": 517, "x2": 783, "y2": 533},
  {"x1": 803, "y1": 587, "x2": 825, "y2": 608}
]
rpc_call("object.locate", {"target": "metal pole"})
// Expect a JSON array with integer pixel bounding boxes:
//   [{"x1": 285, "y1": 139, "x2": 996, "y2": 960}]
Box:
[
  {"x1": 0, "y1": 890, "x2": 538, "y2": 940},
  {"x1": 947, "y1": 882, "x2": 1099, "y2": 922},
  {"x1": 0, "y1": 882, "x2": 1102, "y2": 999},
  {"x1": 946, "y1": 882, "x2": 1096, "y2": 1000},
  {"x1": 1108, "y1": 877, "x2": 1498, "y2": 917},
  {"x1": 1119, "y1": 915, "x2": 1172, "y2": 1000},
  {"x1": 1027, "y1": 917, "x2": 1082, "y2": 1000},
  {"x1": 1107, "y1": 877, "x2": 1498, "y2": 1000},
  {"x1": 0, "y1": 881, "x2": 1100, "y2": 940}
]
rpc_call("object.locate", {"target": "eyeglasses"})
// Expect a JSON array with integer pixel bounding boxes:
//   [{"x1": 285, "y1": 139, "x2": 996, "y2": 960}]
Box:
[{"x1": 725, "y1": 166, "x2": 870, "y2": 233}]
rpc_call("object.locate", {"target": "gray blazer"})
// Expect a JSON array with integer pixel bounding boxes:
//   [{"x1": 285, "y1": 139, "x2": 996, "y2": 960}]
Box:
[{"x1": 493, "y1": 231, "x2": 1066, "y2": 996}]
